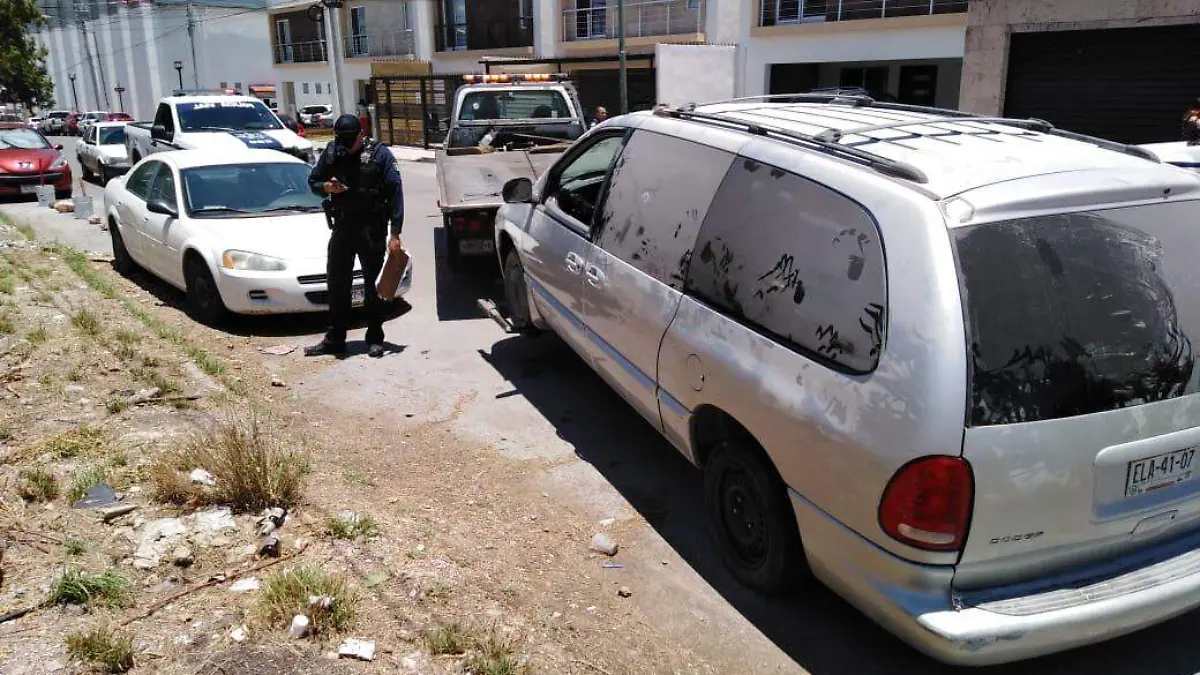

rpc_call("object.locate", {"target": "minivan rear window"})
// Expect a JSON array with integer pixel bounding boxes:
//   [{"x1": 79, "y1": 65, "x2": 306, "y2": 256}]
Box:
[{"x1": 955, "y1": 202, "x2": 1200, "y2": 426}]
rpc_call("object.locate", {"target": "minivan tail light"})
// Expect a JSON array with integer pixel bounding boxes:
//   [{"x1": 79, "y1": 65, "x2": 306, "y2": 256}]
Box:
[{"x1": 879, "y1": 456, "x2": 973, "y2": 552}]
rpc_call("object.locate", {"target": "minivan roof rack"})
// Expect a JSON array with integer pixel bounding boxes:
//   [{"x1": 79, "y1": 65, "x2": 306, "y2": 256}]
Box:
[{"x1": 654, "y1": 106, "x2": 929, "y2": 184}]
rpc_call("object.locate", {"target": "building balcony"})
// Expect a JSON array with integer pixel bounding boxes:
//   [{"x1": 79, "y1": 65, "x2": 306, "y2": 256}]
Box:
[
  {"x1": 435, "y1": 16, "x2": 534, "y2": 52},
  {"x1": 274, "y1": 39, "x2": 327, "y2": 64},
  {"x1": 760, "y1": 0, "x2": 967, "y2": 27},
  {"x1": 563, "y1": 0, "x2": 704, "y2": 42},
  {"x1": 344, "y1": 30, "x2": 416, "y2": 59}
]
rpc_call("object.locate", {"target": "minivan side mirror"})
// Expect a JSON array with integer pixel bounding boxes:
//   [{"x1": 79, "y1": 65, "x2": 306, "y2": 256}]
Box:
[
  {"x1": 502, "y1": 177, "x2": 534, "y2": 204},
  {"x1": 54, "y1": 144, "x2": 64, "y2": 151},
  {"x1": 146, "y1": 197, "x2": 178, "y2": 219},
  {"x1": 151, "y1": 124, "x2": 169, "y2": 141}
]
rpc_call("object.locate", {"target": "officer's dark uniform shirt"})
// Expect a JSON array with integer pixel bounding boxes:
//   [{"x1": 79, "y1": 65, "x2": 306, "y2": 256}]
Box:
[{"x1": 308, "y1": 139, "x2": 405, "y2": 234}]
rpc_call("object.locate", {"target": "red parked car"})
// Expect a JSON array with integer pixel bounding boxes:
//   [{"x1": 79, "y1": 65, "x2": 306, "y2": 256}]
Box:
[
  {"x1": 0, "y1": 124, "x2": 72, "y2": 199},
  {"x1": 66, "y1": 112, "x2": 81, "y2": 136},
  {"x1": 105, "y1": 112, "x2": 134, "y2": 122}
]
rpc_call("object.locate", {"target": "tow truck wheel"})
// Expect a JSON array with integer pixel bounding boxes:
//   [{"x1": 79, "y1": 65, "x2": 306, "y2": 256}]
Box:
[{"x1": 503, "y1": 249, "x2": 539, "y2": 334}]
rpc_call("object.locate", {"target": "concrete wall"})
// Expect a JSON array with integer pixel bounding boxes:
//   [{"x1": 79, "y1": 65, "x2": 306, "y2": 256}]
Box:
[
  {"x1": 743, "y1": 16, "x2": 967, "y2": 96},
  {"x1": 656, "y1": 43, "x2": 735, "y2": 107},
  {"x1": 961, "y1": 0, "x2": 1200, "y2": 115}
]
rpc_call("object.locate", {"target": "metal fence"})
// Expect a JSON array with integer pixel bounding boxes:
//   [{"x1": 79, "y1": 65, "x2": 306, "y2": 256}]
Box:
[
  {"x1": 274, "y1": 39, "x2": 328, "y2": 64},
  {"x1": 563, "y1": 0, "x2": 705, "y2": 41},
  {"x1": 760, "y1": 0, "x2": 967, "y2": 26},
  {"x1": 371, "y1": 74, "x2": 462, "y2": 149},
  {"x1": 344, "y1": 30, "x2": 416, "y2": 59}
]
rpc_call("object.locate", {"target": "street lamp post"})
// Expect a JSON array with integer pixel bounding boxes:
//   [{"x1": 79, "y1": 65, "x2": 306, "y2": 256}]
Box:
[
  {"x1": 68, "y1": 73, "x2": 79, "y2": 110},
  {"x1": 114, "y1": 84, "x2": 126, "y2": 112},
  {"x1": 173, "y1": 61, "x2": 184, "y2": 90}
]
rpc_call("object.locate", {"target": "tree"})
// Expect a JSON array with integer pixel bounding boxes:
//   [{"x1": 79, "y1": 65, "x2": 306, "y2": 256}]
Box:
[{"x1": 0, "y1": 0, "x2": 54, "y2": 108}]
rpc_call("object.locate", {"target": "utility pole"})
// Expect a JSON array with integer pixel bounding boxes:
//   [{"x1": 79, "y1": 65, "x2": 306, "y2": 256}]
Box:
[
  {"x1": 322, "y1": 0, "x2": 347, "y2": 114},
  {"x1": 617, "y1": 0, "x2": 627, "y2": 115},
  {"x1": 186, "y1": 0, "x2": 200, "y2": 88},
  {"x1": 68, "y1": 73, "x2": 79, "y2": 110},
  {"x1": 75, "y1": 2, "x2": 102, "y2": 110},
  {"x1": 89, "y1": 29, "x2": 110, "y2": 108}
]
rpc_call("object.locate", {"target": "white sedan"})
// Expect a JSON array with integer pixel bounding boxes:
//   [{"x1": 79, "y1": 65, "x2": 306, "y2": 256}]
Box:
[
  {"x1": 103, "y1": 149, "x2": 411, "y2": 325},
  {"x1": 78, "y1": 122, "x2": 131, "y2": 184}
]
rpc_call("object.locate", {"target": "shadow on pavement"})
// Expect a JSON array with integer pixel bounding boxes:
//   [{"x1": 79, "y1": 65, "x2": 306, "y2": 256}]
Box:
[
  {"x1": 479, "y1": 332, "x2": 1200, "y2": 675},
  {"x1": 433, "y1": 225, "x2": 499, "y2": 323},
  {"x1": 112, "y1": 264, "x2": 410, "y2": 338}
]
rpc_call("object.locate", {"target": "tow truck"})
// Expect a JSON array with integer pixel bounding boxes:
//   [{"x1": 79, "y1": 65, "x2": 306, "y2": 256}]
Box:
[{"x1": 435, "y1": 73, "x2": 586, "y2": 272}]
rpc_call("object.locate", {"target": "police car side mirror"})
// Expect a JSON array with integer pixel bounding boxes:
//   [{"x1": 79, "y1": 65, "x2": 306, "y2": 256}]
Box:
[{"x1": 503, "y1": 177, "x2": 534, "y2": 204}]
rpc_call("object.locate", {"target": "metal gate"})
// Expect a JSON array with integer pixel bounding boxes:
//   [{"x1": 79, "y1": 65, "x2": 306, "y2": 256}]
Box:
[{"x1": 371, "y1": 74, "x2": 463, "y2": 149}]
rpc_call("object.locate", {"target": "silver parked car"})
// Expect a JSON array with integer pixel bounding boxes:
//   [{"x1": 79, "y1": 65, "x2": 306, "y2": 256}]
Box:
[{"x1": 494, "y1": 95, "x2": 1200, "y2": 665}]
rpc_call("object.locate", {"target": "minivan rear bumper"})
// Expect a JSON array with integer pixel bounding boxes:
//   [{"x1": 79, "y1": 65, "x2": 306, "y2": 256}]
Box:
[{"x1": 790, "y1": 490, "x2": 1200, "y2": 666}]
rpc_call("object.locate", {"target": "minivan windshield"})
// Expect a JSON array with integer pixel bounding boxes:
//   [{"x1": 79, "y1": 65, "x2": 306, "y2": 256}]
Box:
[
  {"x1": 181, "y1": 163, "x2": 321, "y2": 217},
  {"x1": 300, "y1": 105, "x2": 328, "y2": 115},
  {"x1": 176, "y1": 100, "x2": 282, "y2": 132},
  {"x1": 954, "y1": 202, "x2": 1200, "y2": 426}
]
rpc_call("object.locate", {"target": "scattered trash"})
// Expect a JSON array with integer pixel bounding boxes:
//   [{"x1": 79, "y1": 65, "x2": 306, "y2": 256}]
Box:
[
  {"x1": 258, "y1": 344, "x2": 297, "y2": 356},
  {"x1": 601, "y1": 562, "x2": 624, "y2": 569},
  {"x1": 308, "y1": 595, "x2": 334, "y2": 611},
  {"x1": 73, "y1": 195, "x2": 93, "y2": 220},
  {"x1": 35, "y1": 185, "x2": 55, "y2": 207},
  {"x1": 288, "y1": 614, "x2": 310, "y2": 638},
  {"x1": 123, "y1": 387, "x2": 162, "y2": 406},
  {"x1": 52, "y1": 199, "x2": 74, "y2": 213},
  {"x1": 171, "y1": 546, "x2": 195, "y2": 567},
  {"x1": 229, "y1": 577, "x2": 260, "y2": 594},
  {"x1": 338, "y1": 638, "x2": 376, "y2": 662},
  {"x1": 189, "y1": 468, "x2": 216, "y2": 486},
  {"x1": 258, "y1": 507, "x2": 286, "y2": 535},
  {"x1": 97, "y1": 503, "x2": 138, "y2": 523},
  {"x1": 88, "y1": 214, "x2": 101, "y2": 225},
  {"x1": 71, "y1": 482, "x2": 119, "y2": 509},
  {"x1": 589, "y1": 533, "x2": 619, "y2": 557},
  {"x1": 230, "y1": 625, "x2": 249, "y2": 643},
  {"x1": 599, "y1": 518, "x2": 616, "y2": 527},
  {"x1": 618, "y1": 586, "x2": 632, "y2": 598},
  {"x1": 363, "y1": 572, "x2": 389, "y2": 589},
  {"x1": 585, "y1": 606, "x2": 597, "y2": 613},
  {"x1": 270, "y1": 376, "x2": 286, "y2": 388},
  {"x1": 258, "y1": 536, "x2": 280, "y2": 558}
]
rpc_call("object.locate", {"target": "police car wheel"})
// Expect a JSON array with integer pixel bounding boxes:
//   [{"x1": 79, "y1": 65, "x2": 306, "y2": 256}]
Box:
[{"x1": 185, "y1": 258, "x2": 229, "y2": 326}]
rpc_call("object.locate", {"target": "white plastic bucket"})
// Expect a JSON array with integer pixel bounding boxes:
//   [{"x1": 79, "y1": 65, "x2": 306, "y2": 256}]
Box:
[
  {"x1": 73, "y1": 195, "x2": 93, "y2": 221},
  {"x1": 35, "y1": 185, "x2": 55, "y2": 207}
]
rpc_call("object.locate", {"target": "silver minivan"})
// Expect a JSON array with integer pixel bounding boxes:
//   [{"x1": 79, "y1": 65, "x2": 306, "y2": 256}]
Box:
[{"x1": 494, "y1": 95, "x2": 1200, "y2": 665}]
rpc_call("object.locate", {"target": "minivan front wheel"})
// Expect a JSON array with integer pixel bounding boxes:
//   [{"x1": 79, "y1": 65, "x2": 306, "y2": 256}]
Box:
[{"x1": 705, "y1": 440, "x2": 805, "y2": 594}]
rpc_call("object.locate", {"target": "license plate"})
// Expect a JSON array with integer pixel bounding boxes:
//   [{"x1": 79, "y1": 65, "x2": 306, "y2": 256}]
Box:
[
  {"x1": 459, "y1": 239, "x2": 494, "y2": 255},
  {"x1": 351, "y1": 286, "x2": 365, "y2": 307},
  {"x1": 1126, "y1": 448, "x2": 1197, "y2": 498},
  {"x1": 19, "y1": 184, "x2": 39, "y2": 195}
]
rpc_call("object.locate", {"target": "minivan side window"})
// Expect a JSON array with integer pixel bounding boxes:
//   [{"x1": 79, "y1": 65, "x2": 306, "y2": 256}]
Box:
[
  {"x1": 126, "y1": 161, "x2": 161, "y2": 200},
  {"x1": 595, "y1": 130, "x2": 734, "y2": 289},
  {"x1": 685, "y1": 158, "x2": 887, "y2": 373},
  {"x1": 550, "y1": 134, "x2": 625, "y2": 230}
]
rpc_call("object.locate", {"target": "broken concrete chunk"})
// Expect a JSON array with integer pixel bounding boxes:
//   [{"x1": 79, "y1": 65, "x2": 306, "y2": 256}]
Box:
[
  {"x1": 288, "y1": 614, "x2": 310, "y2": 638},
  {"x1": 193, "y1": 506, "x2": 237, "y2": 534},
  {"x1": 229, "y1": 577, "x2": 260, "y2": 594},
  {"x1": 189, "y1": 468, "x2": 216, "y2": 486},
  {"x1": 98, "y1": 504, "x2": 138, "y2": 523},
  {"x1": 618, "y1": 586, "x2": 632, "y2": 598},
  {"x1": 589, "y1": 533, "x2": 619, "y2": 556},
  {"x1": 230, "y1": 625, "x2": 249, "y2": 643},
  {"x1": 337, "y1": 638, "x2": 376, "y2": 662},
  {"x1": 171, "y1": 546, "x2": 195, "y2": 567},
  {"x1": 133, "y1": 518, "x2": 189, "y2": 570}
]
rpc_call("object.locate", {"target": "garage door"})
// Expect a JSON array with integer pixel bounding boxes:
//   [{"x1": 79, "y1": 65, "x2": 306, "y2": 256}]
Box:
[
  {"x1": 572, "y1": 68, "x2": 657, "y2": 118},
  {"x1": 1004, "y1": 24, "x2": 1200, "y2": 144}
]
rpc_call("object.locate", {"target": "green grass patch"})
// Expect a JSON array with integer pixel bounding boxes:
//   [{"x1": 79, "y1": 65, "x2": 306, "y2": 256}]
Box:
[
  {"x1": 67, "y1": 466, "x2": 110, "y2": 504},
  {"x1": 426, "y1": 623, "x2": 469, "y2": 656},
  {"x1": 71, "y1": 308, "x2": 102, "y2": 337},
  {"x1": 465, "y1": 631, "x2": 526, "y2": 675},
  {"x1": 325, "y1": 512, "x2": 378, "y2": 540},
  {"x1": 18, "y1": 468, "x2": 59, "y2": 502},
  {"x1": 0, "y1": 277, "x2": 13, "y2": 295},
  {"x1": 258, "y1": 566, "x2": 358, "y2": 636},
  {"x1": 27, "y1": 325, "x2": 48, "y2": 344},
  {"x1": 105, "y1": 396, "x2": 129, "y2": 415},
  {"x1": 64, "y1": 539, "x2": 89, "y2": 556},
  {"x1": 50, "y1": 569, "x2": 131, "y2": 608},
  {"x1": 343, "y1": 470, "x2": 374, "y2": 487},
  {"x1": 0, "y1": 314, "x2": 12, "y2": 335},
  {"x1": 0, "y1": 213, "x2": 36, "y2": 241},
  {"x1": 45, "y1": 426, "x2": 105, "y2": 459},
  {"x1": 114, "y1": 329, "x2": 140, "y2": 345},
  {"x1": 65, "y1": 624, "x2": 134, "y2": 673}
]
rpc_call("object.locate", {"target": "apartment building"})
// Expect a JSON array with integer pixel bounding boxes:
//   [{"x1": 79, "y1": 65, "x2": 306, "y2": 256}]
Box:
[
  {"x1": 961, "y1": 0, "x2": 1200, "y2": 144},
  {"x1": 743, "y1": 0, "x2": 969, "y2": 108},
  {"x1": 32, "y1": 0, "x2": 274, "y2": 120}
]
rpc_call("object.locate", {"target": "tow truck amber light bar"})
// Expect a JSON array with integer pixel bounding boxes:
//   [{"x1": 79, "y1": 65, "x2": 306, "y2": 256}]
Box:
[{"x1": 462, "y1": 74, "x2": 566, "y2": 84}]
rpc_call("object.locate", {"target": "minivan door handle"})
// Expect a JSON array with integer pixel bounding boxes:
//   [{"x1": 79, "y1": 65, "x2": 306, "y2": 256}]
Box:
[{"x1": 564, "y1": 252, "x2": 584, "y2": 274}]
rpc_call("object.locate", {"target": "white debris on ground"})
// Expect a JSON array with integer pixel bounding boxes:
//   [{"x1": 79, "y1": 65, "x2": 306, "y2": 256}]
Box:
[
  {"x1": 589, "y1": 533, "x2": 619, "y2": 556},
  {"x1": 189, "y1": 468, "x2": 217, "y2": 486},
  {"x1": 229, "y1": 577, "x2": 261, "y2": 594},
  {"x1": 338, "y1": 638, "x2": 376, "y2": 661}
]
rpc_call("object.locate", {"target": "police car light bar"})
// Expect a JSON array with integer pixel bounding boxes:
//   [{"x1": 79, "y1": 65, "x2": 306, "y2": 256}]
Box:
[
  {"x1": 171, "y1": 88, "x2": 241, "y2": 97},
  {"x1": 462, "y1": 73, "x2": 566, "y2": 84}
]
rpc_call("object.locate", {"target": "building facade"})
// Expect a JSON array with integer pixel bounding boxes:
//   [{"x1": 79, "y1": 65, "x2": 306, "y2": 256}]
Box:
[
  {"x1": 32, "y1": 0, "x2": 274, "y2": 120},
  {"x1": 961, "y1": 0, "x2": 1200, "y2": 144}
]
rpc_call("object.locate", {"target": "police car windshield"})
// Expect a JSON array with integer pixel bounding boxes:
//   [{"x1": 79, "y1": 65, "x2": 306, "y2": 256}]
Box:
[
  {"x1": 182, "y1": 163, "x2": 321, "y2": 218},
  {"x1": 458, "y1": 90, "x2": 573, "y2": 122},
  {"x1": 177, "y1": 100, "x2": 282, "y2": 132}
]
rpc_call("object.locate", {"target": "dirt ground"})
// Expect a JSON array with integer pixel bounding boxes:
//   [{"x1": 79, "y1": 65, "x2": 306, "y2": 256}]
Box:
[{"x1": 0, "y1": 216, "x2": 730, "y2": 675}]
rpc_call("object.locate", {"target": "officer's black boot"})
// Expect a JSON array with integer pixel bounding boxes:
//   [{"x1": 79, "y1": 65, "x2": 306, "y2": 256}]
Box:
[{"x1": 304, "y1": 339, "x2": 347, "y2": 357}]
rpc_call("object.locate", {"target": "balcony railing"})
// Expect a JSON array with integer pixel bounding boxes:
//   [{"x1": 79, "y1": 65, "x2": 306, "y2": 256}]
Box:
[
  {"x1": 345, "y1": 30, "x2": 416, "y2": 58},
  {"x1": 760, "y1": 0, "x2": 967, "y2": 26},
  {"x1": 435, "y1": 16, "x2": 535, "y2": 52},
  {"x1": 563, "y1": 0, "x2": 704, "y2": 42},
  {"x1": 274, "y1": 39, "x2": 328, "y2": 64}
]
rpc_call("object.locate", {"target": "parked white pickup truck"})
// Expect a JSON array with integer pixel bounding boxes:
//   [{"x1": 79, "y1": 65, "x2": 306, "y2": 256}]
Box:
[{"x1": 126, "y1": 93, "x2": 314, "y2": 164}]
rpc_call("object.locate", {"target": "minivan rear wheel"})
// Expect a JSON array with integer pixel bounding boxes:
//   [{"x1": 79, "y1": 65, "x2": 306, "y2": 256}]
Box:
[
  {"x1": 704, "y1": 440, "x2": 805, "y2": 594},
  {"x1": 503, "y1": 250, "x2": 539, "y2": 334}
]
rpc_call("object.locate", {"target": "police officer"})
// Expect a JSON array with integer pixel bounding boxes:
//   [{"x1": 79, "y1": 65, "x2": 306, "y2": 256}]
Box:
[{"x1": 305, "y1": 114, "x2": 404, "y2": 359}]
